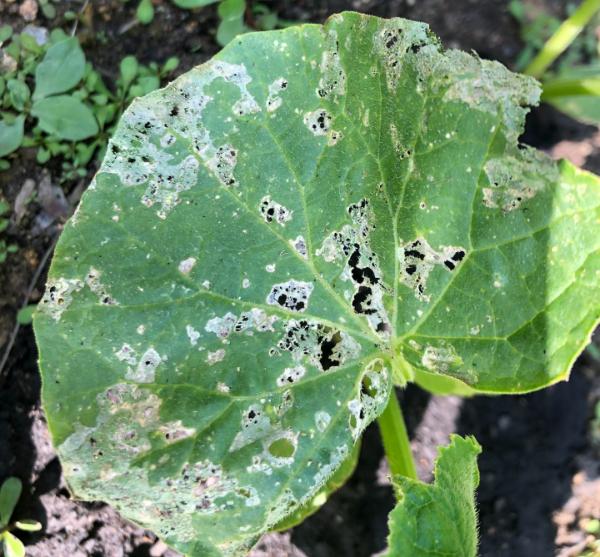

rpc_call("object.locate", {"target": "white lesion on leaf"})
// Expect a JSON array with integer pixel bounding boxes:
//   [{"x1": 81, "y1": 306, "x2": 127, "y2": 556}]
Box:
[
  {"x1": 276, "y1": 364, "x2": 306, "y2": 387},
  {"x1": 316, "y1": 199, "x2": 391, "y2": 336},
  {"x1": 483, "y1": 147, "x2": 557, "y2": 212},
  {"x1": 420, "y1": 342, "x2": 476, "y2": 384},
  {"x1": 304, "y1": 109, "x2": 332, "y2": 136},
  {"x1": 317, "y1": 29, "x2": 346, "y2": 99},
  {"x1": 267, "y1": 279, "x2": 314, "y2": 312},
  {"x1": 86, "y1": 267, "x2": 118, "y2": 306},
  {"x1": 206, "y1": 348, "x2": 226, "y2": 366},
  {"x1": 178, "y1": 257, "x2": 196, "y2": 274},
  {"x1": 205, "y1": 309, "x2": 279, "y2": 339},
  {"x1": 289, "y1": 235, "x2": 308, "y2": 259},
  {"x1": 397, "y1": 237, "x2": 466, "y2": 302},
  {"x1": 101, "y1": 60, "x2": 260, "y2": 217},
  {"x1": 373, "y1": 18, "x2": 432, "y2": 91},
  {"x1": 39, "y1": 277, "x2": 84, "y2": 321},
  {"x1": 266, "y1": 77, "x2": 288, "y2": 112},
  {"x1": 159, "y1": 420, "x2": 196, "y2": 443},
  {"x1": 123, "y1": 347, "x2": 164, "y2": 383},
  {"x1": 186, "y1": 324, "x2": 200, "y2": 346},
  {"x1": 259, "y1": 195, "x2": 293, "y2": 226},
  {"x1": 347, "y1": 358, "x2": 390, "y2": 440},
  {"x1": 274, "y1": 318, "x2": 361, "y2": 372}
]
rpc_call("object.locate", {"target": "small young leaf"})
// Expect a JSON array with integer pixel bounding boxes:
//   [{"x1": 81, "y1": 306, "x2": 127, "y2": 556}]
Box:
[
  {"x1": 31, "y1": 95, "x2": 98, "y2": 140},
  {"x1": 2, "y1": 532, "x2": 25, "y2": 557},
  {"x1": 0, "y1": 24, "x2": 13, "y2": 43},
  {"x1": 17, "y1": 305, "x2": 37, "y2": 326},
  {"x1": 0, "y1": 115, "x2": 25, "y2": 158},
  {"x1": 162, "y1": 56, "x2": 180, "y2": 74},
  {"x1": 33, "y1": 38, "x2": 86, "y2": 100},
  {"x1": 136, "y1": 0, "x2": 154, "y2": 24},
  {"x1": 120, "y1": 56, "x2": 139, "y2": 89},
  {"x1": 216, "y1": 0, "x2": 248, "y2": 46},
  {"x1": 7, "y1": 79, "x2": 30, "y2": 111},
  {"x1": 386, "y1": 435, "x2": 481, "y2": 557},
  {"x1": 0, "y1": 477, "x2": 22, "y2": 527},
  {"x1": 14, "y1": 519, "x2": 42, "y2": 532}
]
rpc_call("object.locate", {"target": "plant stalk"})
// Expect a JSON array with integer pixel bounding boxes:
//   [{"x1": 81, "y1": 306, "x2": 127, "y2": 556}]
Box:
[
  {"x1": 377, "y1": 390, "x2": 418, "y2": 481},
  {"x1": 524, "y1": 0, "x2": 600, "y2": 78},
  {"x1": 541, "y1": 76, "x2": 600, "y2": 99}
]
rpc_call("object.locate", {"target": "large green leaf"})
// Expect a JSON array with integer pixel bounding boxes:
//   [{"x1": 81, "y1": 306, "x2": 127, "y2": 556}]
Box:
[
  {"x1": 386, "y1": 435, "x2": 481, "y2": 557},
  {"x1": 34, "y1": 11, "x2": 600, "y2": 556}
]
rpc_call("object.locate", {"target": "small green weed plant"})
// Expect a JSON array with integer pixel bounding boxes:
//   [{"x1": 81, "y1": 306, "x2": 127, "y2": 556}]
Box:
[
  {"x1": 0, "y1": 477, "x2": 42, "y2": 557},
  {"x1": 0, "y1": 24, "x2": 178, "y2": 181}
]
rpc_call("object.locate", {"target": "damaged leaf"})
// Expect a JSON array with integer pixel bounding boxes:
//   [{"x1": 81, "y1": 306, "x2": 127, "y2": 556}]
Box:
[{"x1": 34, "y1": 11, "x2": 600, "y2": 556}]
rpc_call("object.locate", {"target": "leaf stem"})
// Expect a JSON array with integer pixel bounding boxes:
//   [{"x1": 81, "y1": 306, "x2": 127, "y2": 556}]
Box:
[
  {"x1": 541, "y1": 76, "x2": 600, "y2": 99},
  {"x1": 377, "y1": 390, "x2": 417, "y2": 482},
  {"x1": 524, "y1": 0, "x2": 600, "y2": 78}
]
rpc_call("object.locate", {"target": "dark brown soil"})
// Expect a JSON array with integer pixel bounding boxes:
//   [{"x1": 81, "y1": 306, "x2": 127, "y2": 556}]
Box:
[{"x1": 1, "y1": 1, "x2": 599, "y2": 556}]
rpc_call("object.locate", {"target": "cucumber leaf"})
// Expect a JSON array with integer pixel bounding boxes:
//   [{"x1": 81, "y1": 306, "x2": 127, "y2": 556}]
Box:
[
  {"x1": 34, "y1": 12, "x2": 600, "y2": 556},
  {"x1": 386, "y1": 435, "x2": 481, "y2": 557}
]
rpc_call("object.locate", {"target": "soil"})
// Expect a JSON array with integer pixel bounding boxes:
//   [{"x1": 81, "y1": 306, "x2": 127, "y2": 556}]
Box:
[{"x1": 1, "y1": 1, "x2": 599, "y2": 556}]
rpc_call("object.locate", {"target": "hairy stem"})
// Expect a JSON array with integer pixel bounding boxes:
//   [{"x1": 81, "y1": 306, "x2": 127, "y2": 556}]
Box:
[
  {"x1": 377, "y1": 390, "x2": 417, "y2": 482},
  {"x1": 524, "y1": 0, "x2": 600, "y2": 78}
]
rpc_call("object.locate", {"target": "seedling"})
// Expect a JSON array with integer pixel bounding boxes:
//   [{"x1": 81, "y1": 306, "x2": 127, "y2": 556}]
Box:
[
  {"x1": 0, "y1": 477, "x2": 42, "y2": 557},
  {"x1": 33, "y1": 12, "x2": 600, "y2": 556}
]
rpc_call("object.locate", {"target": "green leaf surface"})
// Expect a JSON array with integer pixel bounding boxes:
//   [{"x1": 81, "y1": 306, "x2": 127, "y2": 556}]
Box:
[
  {"x1": 120, "y1": 56, "x2": 139, "y2": 89},
  {"x1": 386, "y1": 435, "x2": 481, "y2": 557},
  {"x1": 136, "y1": 0, "x2": 154, "y2": 25},
  {"x1": 217, "y1": 0, "x2": 249, "y2": 46},
  {"x1": 7, "y1": 79, "x2": 30, "y2": 111},
  {"x1": 31, "y1": 95, "x2": 98, "y2": 140},
  {"x1": 2, "y1": 532, "x2": 25, "y2": 557},
  {"x1": 0, "y1": 477, "x2": 22, "y2": 527},
  {"x1": 0, "y1": 115, "x2": 25, "y2": 158},
  {"x1": 33, "y1": 37, "x2": 85, "y2": 100},
  {"x1": 273, "y1": 437, "x2": 361, "y2": 531},
  {"x1": 34, "y1": 12, "x2": 600, "y2": 556},
  {"x1": 172, "y1": 0, "x2": 219, "y2": 8}
]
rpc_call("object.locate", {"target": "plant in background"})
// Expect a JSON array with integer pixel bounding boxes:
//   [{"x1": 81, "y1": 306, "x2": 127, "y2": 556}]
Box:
[
  {"x1": 0, "y1": 199, "x2": 17, "y2": 263},
  {"x1": 134, "y1": 0, "x2": 292, "y2": 46},
  {"x1": 33, "y1": 11, "x2": 600, "y2": 557},
  {"x1": 0, "y1": 24, "x2": 178, "y2": 181},
  {"x1": 512, "y1": 0, "x2": 600, "y2": 125},
  {"x1": 0, "y1": 477, "x2": 42, "y2": 557}
]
